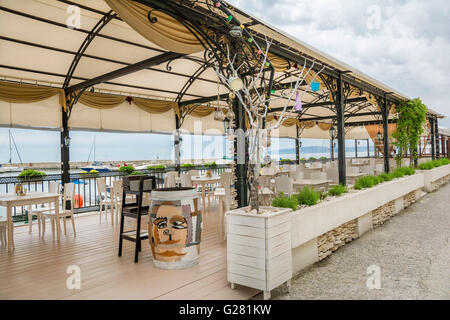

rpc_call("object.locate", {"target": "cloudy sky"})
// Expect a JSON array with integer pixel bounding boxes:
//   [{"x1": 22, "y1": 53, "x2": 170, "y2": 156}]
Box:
[{"x1": 229, "y1": 0, "x2": 450, "y2": 127}]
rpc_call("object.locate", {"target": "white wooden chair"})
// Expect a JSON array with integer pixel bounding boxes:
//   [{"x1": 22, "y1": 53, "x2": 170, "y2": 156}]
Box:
[
  {"x1": 311, "y1": 162, "x2": 323, "y2": 169},
  {"x1": 179, "y1": 174, "x2": 193, "y2": 187},
  {"x1": 258, "y1": 175, "x2": 275, "y2": 205},
  {"x1": 164, "y1": 171, "x2": 178, "y2": 188},
  {"x1": 187, "y1": 169, "x2": 199, "y2": 177},
  {"x1": 274, "y1": 175, "x2": 293, "y2": 196},
  {"x1": 347, "y1": 166, "x2": 361, "y2": 175},
  {"x1": 42, "y1": 183, "x2": 76, "y2": 238},
  {"x1": 0, "y1": 218, "x2": 7, "y2": 247},
  {"x1": 29, "y1": 181, "x2": 59, "y2": 236},
  {"x1": 361, "y1": 165, "x2": 374, "y2": 176},
  {"x1": 374, "y1": 163, "x2": 384, "y2": 175},
  {"x1": 326, "y1": 168, "x2": 339, "y2": 185},
  {"x1": 97, "y1": 178, "x2": 115, "y2": 225},
  {"x1": 112, "y1": 179, "x2": 123, "y2": 225},
  {"x1": 310, "y1": 171, "x2": 327, "y2": 180}
]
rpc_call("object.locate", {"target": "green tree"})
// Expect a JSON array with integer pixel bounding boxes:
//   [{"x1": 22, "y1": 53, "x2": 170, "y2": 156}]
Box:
[{"x1": 392, "y1": 98, "x2": 427, "y2": 167}]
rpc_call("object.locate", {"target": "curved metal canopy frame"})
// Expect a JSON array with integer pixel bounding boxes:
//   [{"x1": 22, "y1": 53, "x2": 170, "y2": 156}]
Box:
[{"x1": 63, "y1": 10, "x2": 117, "y2": 90}]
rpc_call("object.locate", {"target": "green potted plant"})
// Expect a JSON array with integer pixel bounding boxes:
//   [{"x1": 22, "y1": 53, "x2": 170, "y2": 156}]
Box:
[
  {"x1": 147, "y1": 164, "x2": 166, "y2": 171},
  {"x1": 319, "y1": 156, "x2": 328, "y2": 164},
  {"x1": 16, "y1": 169, "x2": 47, "y2": 195},
  {"x1": 118, "y1": 165, "x2": 135, "y2": 175}
]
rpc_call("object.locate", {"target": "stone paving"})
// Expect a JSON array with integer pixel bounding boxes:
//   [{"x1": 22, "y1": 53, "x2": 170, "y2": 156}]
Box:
[{"x1": 272, "y1": 183, "x2": 450, "y2": 300}]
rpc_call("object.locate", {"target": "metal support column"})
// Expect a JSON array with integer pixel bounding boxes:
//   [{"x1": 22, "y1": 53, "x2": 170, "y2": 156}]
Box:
[
  {"x1": 382, "y1": 97, "x2": 390, "y2": 173},
  {"x1": 430, "y1": 117, "x2": 436, "y2": 160},
  {"x1": 60, "y1": 107, "x2": 70, "y2": 185},
  {"x1": 330, "y1": 138, "x2": 335, "y2": 161},
  {"x1": 355, "y1": 140, "x2": 358, "y2": 158},
  {"x1": 233, "y1": 97, "x2": 248, "y2": 208},
  {"x1": 174, "y1": 116, "x2": 181, "y2": 174},
  {"x1": 367, "y1": 139, "x2": 370, "y2": 157},
  {"x1": 435, "y1": 118, "x2": 440, "y2": 159},
  {"x1": 335, "y1": 74, "x2": 346, "y2": 186}
]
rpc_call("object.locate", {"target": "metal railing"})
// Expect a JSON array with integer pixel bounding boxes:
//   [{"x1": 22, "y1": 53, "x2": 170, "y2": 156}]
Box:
[{"x1": 0, "y1": 164, "x2": 230, "y2": 223}]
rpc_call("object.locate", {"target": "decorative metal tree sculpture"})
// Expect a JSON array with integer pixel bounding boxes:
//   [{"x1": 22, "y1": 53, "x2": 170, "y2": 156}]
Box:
[
  {"x1": 214, "y1": 39, "x2": 325, "y2": 212},
  {"x1": 139, "y1": 0, "x2": 326, "y2": 212}
]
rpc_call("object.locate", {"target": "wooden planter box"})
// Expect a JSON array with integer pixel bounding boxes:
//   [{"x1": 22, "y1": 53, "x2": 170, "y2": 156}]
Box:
[
  {"x1": 418, "y1": 164, "x2": 450, "y2": 192},
  {"x1": 226, "y1": 207, "x2": 292, "y2": 300}
]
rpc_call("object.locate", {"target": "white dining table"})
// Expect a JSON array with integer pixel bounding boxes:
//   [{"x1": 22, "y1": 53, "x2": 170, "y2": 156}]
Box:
[
  {"x1": 191, "y1": 175, "x2": 221, "y2": 216},
  {"x1": 0, "y1": 192, "x2": 61, "y2": 252}
]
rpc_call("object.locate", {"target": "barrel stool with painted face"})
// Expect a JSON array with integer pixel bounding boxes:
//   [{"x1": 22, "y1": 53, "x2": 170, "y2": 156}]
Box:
[{"x1": 149, "y1": 188, "x2": 201, "y2": 269}]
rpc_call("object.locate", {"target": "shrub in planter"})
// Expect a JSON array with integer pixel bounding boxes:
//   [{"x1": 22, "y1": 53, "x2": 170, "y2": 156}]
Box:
[
  {"x1": 272, "y1": 193, "x2": 298, "y2": 210},
  {"x1": 378, "y1": 173, "x2": 393, "y2": 182},
  {"x1": 328, "y1": 184, "x2": 348, "y2": 197},
  {"x1": 130, "y1": 171, "x2": 144, "y2": 175},
  {"x1": 354, "y1": 175, "x2": 380, "y2": 190},
  {"x1": 308, "y1": 157, "x2": 317, "y2": 162},
  {"x1": 147, "y1": 164, "x2": 166, "y2": 171},
  {"x1": 294, "y1": 187, "x2": 320, "y2": 206},
  {"x1": 118, "y1": 165, "x2": 135, "y2": 175},
  {"x1": 181, "y1": 163, "x2": 195, "y2": 169}
]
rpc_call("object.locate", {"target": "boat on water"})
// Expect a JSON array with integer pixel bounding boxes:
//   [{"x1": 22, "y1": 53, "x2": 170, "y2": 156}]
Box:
[
  {"x1": 1, "y1": 130, "x2": 23, "y2": 173},
  {"x1": 0, "y1": 164, "x2": 20, "y2": 173},
  {"x1": 81, "y1": 161, "x2": 112, "y2": 173}
]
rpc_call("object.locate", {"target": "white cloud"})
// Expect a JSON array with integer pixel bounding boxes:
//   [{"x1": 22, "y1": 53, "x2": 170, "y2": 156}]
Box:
[{"x1": 229, "y1": 0, "x2": 450, "y2": 126}]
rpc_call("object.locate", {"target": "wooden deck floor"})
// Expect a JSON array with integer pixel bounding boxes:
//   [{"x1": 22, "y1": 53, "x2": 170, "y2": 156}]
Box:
[{"x1": 0, "y1": 205, "x2": 259, "y2": 300}]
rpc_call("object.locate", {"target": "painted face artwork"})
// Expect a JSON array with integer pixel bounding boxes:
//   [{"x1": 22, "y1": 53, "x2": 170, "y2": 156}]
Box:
[
  {"x1": 151, "y1": 203, "x2": 189, "y2": 262},
  {"x1": 150, "y1": 189, "x2": 201, "y2": 269}
]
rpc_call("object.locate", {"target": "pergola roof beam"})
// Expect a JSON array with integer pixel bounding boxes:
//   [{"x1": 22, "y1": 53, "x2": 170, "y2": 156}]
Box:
[
  {"x1": 66, "y1": 52, "x2": 185, "y2": 93},
  {"x1": 298, "y1": 111, "x2": 381, "y2": 122},
  {"x1": 269, "y1": 97, "x2": 367, "y2": 113},
  {"x1": 0, "y1": 64, "x2": 203, "y2": 98}
]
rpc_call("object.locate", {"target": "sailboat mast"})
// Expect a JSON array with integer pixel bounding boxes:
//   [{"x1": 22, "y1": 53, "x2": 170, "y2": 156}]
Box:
[{"x1": 8, "y1": 130, "x2": 12, "y2": 164}]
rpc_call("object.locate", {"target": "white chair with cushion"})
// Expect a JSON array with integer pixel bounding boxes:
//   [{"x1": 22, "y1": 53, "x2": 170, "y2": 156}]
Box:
[
  {"x1": 42, "y1": 183, "x2": 76, "y2": 238},
  {"x1": 188, "y1": 169, "x2": 199, "y2": 177},
  {"x1": 29, "y1": 181, "x2": 59, "y2": 236}
]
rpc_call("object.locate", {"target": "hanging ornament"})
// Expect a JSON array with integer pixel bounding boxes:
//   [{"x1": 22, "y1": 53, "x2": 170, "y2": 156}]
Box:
[
  {"x1": 294, "y1": 91, "x2": 302, "y2": 111},
  {"x1": 311, "y1": 82, "x2": 320, "y2": 92},
  {"x1": 271, "y1": 89, "x2": 276, "y2": 94},
  {"x1": 257, "y1": 49, "x2": 262, "y2": 55},
  {"x1": 265, "y1": 62, "x2": 270, "y2": 67},
  {"x1": 248, "y1": 37, "x2": 253, "y2": 43},
  {"x1": 215, "y1": 2, "x2": 221, "y2": 7},
  {"x1": 227, "y1": 15, "x2": 233, "y2": 21},
  {"x1": 214, "y1": 109, "x2": 225, "y2": 121}
]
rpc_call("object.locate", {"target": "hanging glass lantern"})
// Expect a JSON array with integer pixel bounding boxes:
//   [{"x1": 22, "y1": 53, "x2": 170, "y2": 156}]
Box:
[{"x1": 214, "y1": 108, "x2": 225, "y2": 121}]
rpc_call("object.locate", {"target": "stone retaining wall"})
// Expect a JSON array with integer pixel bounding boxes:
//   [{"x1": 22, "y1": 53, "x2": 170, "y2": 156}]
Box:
[
  {"x1": 318, "y1": 219, "x2": 358, "y2": 261},
  {"x1": 430, "y1": 174, "x2": 450, "y2": 191},
  {"x1": 372, "y1": 200, "x2": 395, "y2": 228},
  {"x1": 403, "y1": 191, "x2": 416, "y2": 208}
]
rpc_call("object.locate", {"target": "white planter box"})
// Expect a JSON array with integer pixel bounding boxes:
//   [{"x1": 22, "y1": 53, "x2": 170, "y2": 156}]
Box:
[
  {"x1": 418, "y1": 164, "x2": 450, "y2": 192},
  {"x1": 226, "y1": 206, "x2": 292, "y2": 300},
  {"x1": 291, "y1": 173, "x2": 424, "y2": 248}
]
